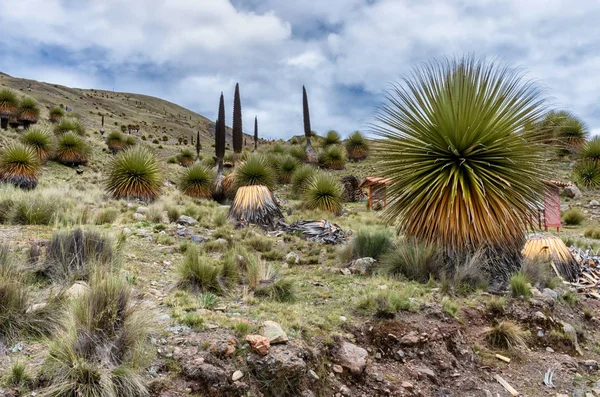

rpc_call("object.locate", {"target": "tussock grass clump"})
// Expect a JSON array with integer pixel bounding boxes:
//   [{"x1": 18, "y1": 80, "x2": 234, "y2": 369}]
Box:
[
  {"x1": 288, "y1": 145, "x2": 307, "y2": 162},
  {"x1": 323, "y1": 130, "x2": 341, "y2": 146},
  {"x1": 2, "y1": 361, "x2": 31, "y2": 389},
  {"x1": 106, "y1": 130, "x2": 126, "y2": 153},
  {"x1": 53, "y1": 117, "x2": 85, "y2": 136},
  {"x1": 22, "y1": 127, "x2": 54, "y2": 162},
  {"x1": 573, "y1": 161, "x2": 600, "y2": 188},
  {"x1": 42, "y1": 274, "x2": 151, "y2": 397},
  {"x1": 56, "y1": 132, "x2": 90, "y2": 166},
  {"x1": 350, "y1": 229, "x2": 394, "y2": 261},
  {"x1": 520, "y1": 256, "x2": 556, "y2": 289},
  {"x1": 177, "y1": 245, "x2": 223, "y2": 293},
  {"x1": 380, "y1": 238, "x2": 439, "y2": 282},
  {"x1": 345, "y1": 130, "x2": 369, "y2": 161},
  {"x1": 49, "y1": 107, "x2": 64, "y2": 123},
  {"x1": 484, "y1": 320, "x2": 528, "y2": 349},
  {"x1": 291, "y1": 164, "x2": 317, "y2": 193},
  {"x1": 234, "y1": 154, "x2": 275, "y2": 190},
  {"x1": 179, "y1": 164, "x2": 215, "y2": 199},
  {"x1": 10, "y1": 196, "x2": 57, "y2": 225},
  {"x1": 94, "y1": 208, "x2": 119, "y2": 225},
  {"x1": 0, "y1": 144, "x2": 40, "y2": 190},
  {"x1": 562, "y1": 208, "x2": 585, "y2": 225},
  {"x1": 509, "y1": 271, "x2": 531, "y2": 298},
  {"x1": 444, "y1": 251, "x2": 490, "y2": 295},
  {"x1": 485, "y1": 296, "x2": 506, "y2": 317},
  {"x1": 106, "y1": 147, "x2": 162, "y2": 201},
  {"x1": 318, "y1": 145, "x2": 346, "y2": 170},
  {"x1": 584, "y1": 227, "x2": 600, "y2": 239},
  {"x1": 355, "y1": 289, "x2": 415, "y2": 318},
  {"x1": 40, "y1": 229, "x2": 119, "y2": 282},
  {"x1": 270, "y1": 143, "x2": 286, "y2": 154},
  {"x1": 176, "y1": 149, "x2": 195, "y2": 167},
  {"x1": 277, "y1": 155, "x2": 299, "y2": 184},
  {"x1": 254, "y1": 278, "x2": 295, "y2": 302},
  {"x1": 303, "y1": 172, "x2": 344, "y2": 214}
]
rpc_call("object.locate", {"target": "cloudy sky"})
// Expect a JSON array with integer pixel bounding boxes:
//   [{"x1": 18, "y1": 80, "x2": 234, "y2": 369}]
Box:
[{"x1": 0, "y1": 0, "x2": 599, "y2": 139}]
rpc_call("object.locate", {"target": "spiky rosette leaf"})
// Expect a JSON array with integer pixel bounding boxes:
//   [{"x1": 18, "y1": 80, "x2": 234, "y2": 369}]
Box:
[
  {"x1": 374, "y1": 56, "x2": 549, "y2": 256},
  {"x1": 105, "y1": 147, "x2": 162, "y2": 201},
  {"x1": 228, "y1": 185, "x2": 283, "y2": 227},
  {"x1": 49, "y1": 107, "x2": 64, "y2": 123},
  {"x1": 318, "y1": 145, "x2": 346, "y2": 170},
  {"x1": 291, "y1": 164, "x2": 317, "y2": 193},
  {"x1": 106, "y1": 131, "x2": 126, "y2": 153},
  {"x1": 176, "y1": 149, "x2": 195, "y2": 167},
  {"x1": 21, "y1": 127, "x2": 54, "y2": 162},
  {"x1": 278, "y1": 155, "x2": 299, "y2": 184},
  {"x1": 0, "y1": 143, "x2": 40, "y2": 190},
  {"x1": 53, "y1": 117, "x2": 85, "y2": 136},
  {"x1": 56, "y1": 132, "x2": 90, "y2": 166},
  {"x1": 234, "y1": 154, "x2": 275, "y2": 189},
  {"x1": 581, "y1": 137, "x2": 600, "y2": 164},
  {"x1": 0, "y1": 89, "x2": 19, "y2": 118},
  {"x1": 289, "y1": 145, "x2": 307, "y2": 162},
  {"x1": 557, "y1": 112, "x2": 588, "y2": 151},
  {"x1": 18, "y1": 97, "x2": 40, "y2": 124},
  {"x1": 303, "y1": 172, "x2": 344, "y2": 214},
  {"x1": 573, "y1": 161, "x2": 600, "y2": 188},
  {"x1": 324, "y1": 130, "x2": 341, "y2": 146},
  {"x1": 180, "y1": 164, "x2": 215, "y2": 199},
  {"x1": 345, "y1": 130, "x2": 369, "y2": 161}
]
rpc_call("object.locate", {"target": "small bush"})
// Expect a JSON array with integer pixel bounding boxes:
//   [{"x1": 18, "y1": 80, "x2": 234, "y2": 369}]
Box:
[
  {"x1": 562, "y1": 208, "x2": 585, "y2": 225},
  {"x1": 350, "y1": 229, "x2": 393, "y2": 261},
  {"x1": 177, "y1": 245, "x2": 223, "y2": 293},
  {"x1": 318, "y1": 145, "x2": 346, "y2": 170},
  {"x1": 442, "y1": 297, "x2": 460, "y2": 317},
  {"x1": 484, "y1": 321, "x2": 528, "y2": 349},
  {"x1": 234, "y1": 154, "x2": 275, "y2": 189},
  {"x1": 56, "y1": 132, "x2": 90, "y2": 166},
  {"x1": 355, "y1": 289, "x2": 414, "y2": 318},
  {"x1": 486, "y1": 296, "x2": 506, "y2": 317},
  {"x1": 271, "y1": 143, "x2": 286, "y2": 154},
  {"x1": 581, "y1": 136, "x2": 600, "y2": 163},
  {"x1": 94, "y1": 208, "x2": 119, "y2": 225},
  {"x1": 105, "y1": 147, "x2": 162, "y2": 201},
  {"x1": 181, "y1": 312, "x2": 205, "y2": 330},
  {"x1": 379, "y1": 238, "x2": 439, "y2": 282},
  {"x1": 179, "y1": 164, "x2": 214, "y2": 199},
  {"x1": 49, "y1": 107, "x2": 64, "y2": 122},
  {"x1": 303, "y1": 172, "x2": 344, "y2": 214},
  {"x1": 21, "y1": 127, "x2": 54, "y2": 162},
  {"x1": 291, "y1": 164, "x2": 317, "y2": 193},
  {"x1": 167, "y1": 207, "x2": 180, "y2": 223},
  {"x1": 520, "y1": 256, "x2": 555, "y2": 289},
  {"x1": 254, "y1": 278, "x2": 295, "y2": 302},
  {"x1": 509, "y1": 271, "x2": 531, "y2": 298},
  {"x1": 0, "y1": 144, "x2": 40, "y2": 190},
  {"x1": 562, "y1": 290, "x2": 579, "y2": 305}
]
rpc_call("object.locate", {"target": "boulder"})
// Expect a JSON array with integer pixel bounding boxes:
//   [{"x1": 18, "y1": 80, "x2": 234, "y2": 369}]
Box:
[
  {"x1": 65, "y1": 281, "x2": 89, "y2": 299},
  {"x1": 261, "y1": 321, "x2": 288, "y2": 344},
  {"x1": 334, "y1": 341, "x2": 368, "y2": 376},
  {"x1": 591, "y1": 200, "x2": 600, "y2": 206},
  {"x1": 133, "y1": 212, "x2": 146, "y2": 221},
  {"x1": 245, "y1": 335, "x2": 270, "y2": 356},
  {"x1": 348, "y1": 257, "x2": 377, "y2": 275},
  {"x1": 247, "y1": 344, "x2": 308, "y2": 393},
  {"x1": 542, "y1": 288, "x2": 558, "y2": 301},
  {"x1": 564, "y1": 185, "x2": 582, "y2": 199},
  {"x1": 177, "y1": 215, "x2": 198, "y2": 226}
]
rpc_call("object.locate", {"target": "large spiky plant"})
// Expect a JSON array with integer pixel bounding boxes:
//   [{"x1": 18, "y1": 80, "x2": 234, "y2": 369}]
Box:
[
  {"x1": 56, "y1": 132, "x2": 90, "y2": 166},
  {"x1": 105, "y1": 146, "x2": 162, "y2": 201},
  {"x1": 303, "y1": 172, "x2": 344, "y2": 214},
  {"x1": 22, "y1": 127, "x2": 54, "y2": 162},
  {"x1": 303, "y1": 86, "x2": 318, "y2": 164},
  {"x1": 0, "y1": 144, "x2": 40, "y2": 190},
  {"x1": 232, "y1": 83, "x2": 243, "y2": 155},
  {"x1": 214, "y1": 93, "x2": 226, "y2": 196},
  {"x1": 318, "y1": 145, "x2": 346, "y2": 170},
  {"x1": 254, "y1": 116, "x2": 258, "y2": 152},
  {"x1": 291, "y1": 164, "x2": 317, "y2": 193},
  {"x1": 278, "y1": 155, "x2": 300, "y2": 184},
  {"x1": 0, "y1": 89, "x2": 19, "y2": 130},
  {"x1": 289, "y1": 145, "x2": 308, "y2": 162},
  {"x1": 228, "y1": 185, "x2": 283, "y2": 227},
  {"x1": 49, "y1": 107, "x2": 64, "y2": 123},
  {"x1": 345, "y1": 130, "x2": 369, "y2": 161},
  {"x1": 573, "y1": 160, "x2": 600, "y2": 188},
  {"x1": 539, "y1": 110, "x2": 589, "y2": 154},
  {"x1": 375, "y1": 56, "x2": 549, "y2": 273},
  {"x1": 581, "y1": 136, "x2": 600, "y2": 164},
  {"x1": 180, "y1": 164, "x2": 215, "y2": 199},
  {"x1": 176, "y1": 149, "x2": 195, "y2": 167},
  {"x1": 106, "y1": 131, "x2": 126, "y2": 153},
  {"x1": 17, "y1": 97, "x2": 40, "y2": 129},
  {"x1": 234, "y1": 154, "x2": 275, "y2": 189},
  {"x1": 54, "y1": 117, "x2": 85, "y2": 136},
  {"x1": 323, "y1": 130, "x2": 341, "y2": 146}
]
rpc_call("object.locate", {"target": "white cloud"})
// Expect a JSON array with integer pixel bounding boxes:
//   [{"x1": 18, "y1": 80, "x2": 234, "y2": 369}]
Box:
[{"x1": 0, "y1": 0, "x2": 599, "y2": 139}]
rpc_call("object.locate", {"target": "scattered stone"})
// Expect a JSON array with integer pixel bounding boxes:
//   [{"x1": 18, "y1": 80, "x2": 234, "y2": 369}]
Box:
[
  {"x1": 562, "y1": 322, "x2": 583, "y2": 355},
  {"x1": 348, "y1": 257, "x2": 377, "y2": 275},
  {"x1": 122, "y1": 227, "x2": 132, "y2": 234},
  {"x1": 261, "y1": 321, "x2": 288, "y2": 344},
  {"x1": 546, "y1": 347, "x2": 555, "y2": 353},
  {"x1": 308, "y1": 369, "x2": 320, "y2": 381},
  {"x1": 415, "y1": 366, "x2": 436, "y2": 380},
  {"x1": 245, "y1": 335, "x2": 270, "y2": 356},
  {"x1": 591, "y1": 200, "x2": 600, "y2": 206},
  {"x1": 246, "y1": 345, "x2": 307, "y2": 391},
  {"x1": 333, "y1": 364, "x2": 344, "y2": 374},
  {"x1": 301, "y1": 391, "x2": 315, "y2": 397},
  {"x1": 214, "y1": 238, "x2": 228, "y2": 245},
  {"x1": 133, "y1": 212, "x2": 146, "y2": 220},
  {"x1": 395, "y1": 349, "x2": 405, "y2": 361},
  {"x1": 339, "y1": 316, "x2": 347, "y2": 322},
  {"x1": 232, "y1": 370, "x2": 244, "y2": 381},
  {"x1": 136, "y1": 206, "x2": 149, "y2": 213},
  {"x1": 285, "y1": 252, "x2": 300, "y2": 265},
  {"x1": 177, "y1": 215, "x2": 198, "y2": 226},
  {"x1": 399, "y1": 331, "x2": 421, "y2": 346},
  {"x1": 339, "y1": 385, "x2": 351, "y2": 396},
  {"x1": 26, "y1": 303, "x2": 47, "y2": 313},
  {"x1": 65, "y1": 281, "x2": 88, "y2": 299},
  {"x1": 543, "y1": 288, "x2": 558, "y2": 300},
  {"x1": 191, "y1": 235, "x2": 207, "y2": 243},
  {"x1": 401, "y1": 381, "x2": 414, "y2": 390},
  {"x1": 565, "y1": 185, "x2": 583, "y2": 199},
  {"x1": 533, "y1": 311, "x2": 547, "y2": 322},
  {"x1": 375, "y1": 352, "x2": 382, "y2": 360},
  {"x1": 335, "y1": 341, "x2": 368, "y2": 376},
  {"x1": 340, "y1": 268, "x2": 351, "y2": 276},
  {"x1": 579, "y1": 360, "x2": 599, "y2": 371}
]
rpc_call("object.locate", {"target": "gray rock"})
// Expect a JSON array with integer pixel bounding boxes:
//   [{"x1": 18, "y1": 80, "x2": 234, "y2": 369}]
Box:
[
  {"x1": 348, "y1": 257, "x2": 377, "y2": 275},
  {"x1": 176, "y1": 228, "x2": 191, "y2": 237},
  {"x1": 232, "y1": 370, "x2": 244, "y2": 381},
  {"x1": 564, "y1": 185, "x2": 583, "y2": 199},
  {"x1": 177, "y1": 215, "x2": 198, "y2": 226},
  {"x1": 65, "y1": 281, "x2": 88, "y2": 299},
  {"x1": 214, "y1": 238, "x2": 228, "y2": 245},
  {"x1": 591, "y1": 200, "x2": 600, "y2": 206},
  {"x1": 308, "y1": 369, "x2": 320, "y2": 381},
  {"x1": 247, "y1": 345, "x2": 307, "y2": 391},
  {"x1": 261, "y1": 321, "x2": 288, "y2": 344},
  {"x1": 191, "y1": 235, "x2": 207, "y2": 243},
  {"x1": 415, "y1": 366, "x2": 435, "y2": 379},
  {"x1": 335, "y1": 341, "x2": 368, "y2": 376},
  {"x1": 122, "y1": 227, "x2": 132, "y2": 234},
  {"x1": 542, "y1": 288, "x2": 558, "y2": 300},
  {"x1": 136, "y1": 206, "x2": 149, "y2": 213},
  {"x1": 395, "y1": 349, "x2": 405, "y2": 361},
  {"x1": 285, "y1": 252, "x2": 300, "y2": 265},
  {"x1": 133, "y1": 212, "x2": 146, "y2": 220},
  {"x1": 136, "y1": 229, "x2": 153, "y2": 239},
  {"x1": 399, "y1": 331, "x2": 421, "y2": 346}
]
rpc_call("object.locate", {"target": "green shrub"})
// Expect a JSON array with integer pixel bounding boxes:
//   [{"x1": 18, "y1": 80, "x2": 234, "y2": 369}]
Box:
[
  {"x1": 271, "y1": 143, "x2": 286, "y2": 154},
  {"x1": 318, "y1": 145, "x2": 346, "y2": 170},
  {"x1": 18, "y1": 97, "x2": 40, "y2": 125},
  {"x1": 291, "y1": 164, "x2": 317, "y2": 193},
  {"x1": 105, "y1": 147, "x2": 162, "y2": 201},
  {"x1": 303, "y1": 172, "x2": 344, "y2": 214},
  {"x1": 53, "y1": 117, "x2": 85, "y2": 136},
  {"x1": 94, "y1": 208, "x2": 119, "y2": 225},
  {"x1": 177, "y1": 245, "x2": 223, "y2": 293},
  {"x1": 509, "y1": 271, "x2": 531, "y2": 298},
  {"x1": 442, "y1": 297, "x2": 460, "y2": 317},
  {"x1": 562, "y1": 208, "x2": 585, "y2": 225},
  {"x1": 350, "y1": 229, "x2": 393, "y2": 260},
  {"x1": 179, "y1": 164, "x2": 214, "y2": 199},
  {"x1": 49, "y1": 107, "x2": 64, "y2": 122},
  {"x1": 234, "y1": 154, "x2": 275, "y2": 189},
  {"x1": 0, "y1": 144, "x2": 40, "y2": 190},
  {"x1": 21, "y1": 127, "x2": 54, "y2": 162},
  {"x1": 181, "y1": 312, "x2": 205, "y2": 330},
  {"x1": 345, "y1": 130, "x2": 369, "y2": 161},
  {"x1": 56, "y1": 132, "x2": 90, "y2": 166},
  {"x1": 520, "y1": 256, "x2": 555, "y2": 289},
  {"x1": 379, "y1": 238, "x2": 439, "y2": 282},
  {"x1": 167, "y1": 207, "x2": 180, "y2": 223}
]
